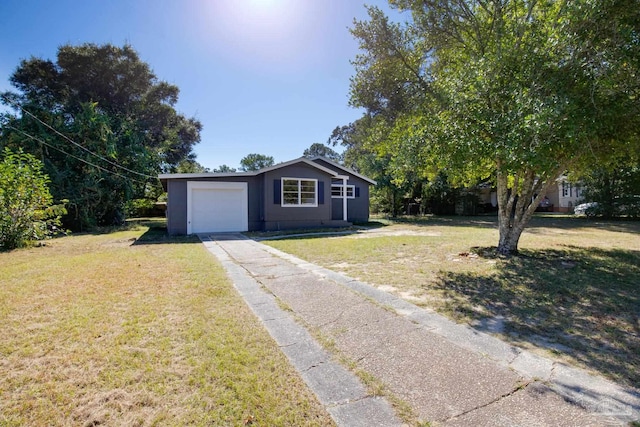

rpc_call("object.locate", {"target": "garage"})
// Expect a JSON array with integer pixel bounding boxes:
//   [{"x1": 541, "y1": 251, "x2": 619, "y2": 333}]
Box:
[{"x1": 187, "y1": 181, "x2": 248, "y2": 234}]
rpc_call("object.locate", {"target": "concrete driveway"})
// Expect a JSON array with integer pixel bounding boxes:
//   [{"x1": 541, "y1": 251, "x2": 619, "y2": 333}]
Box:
[{"x1": 201, "y1": 233, "x2": 639, "y2": 426}]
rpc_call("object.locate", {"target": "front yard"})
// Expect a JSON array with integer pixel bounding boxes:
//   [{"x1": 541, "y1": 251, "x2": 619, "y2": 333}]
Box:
[
  {"x1": 263, "y1": 216, "x2": 640, "y2": 389},
  {"x1": 0, "y1": 222, "x2": 333, "y2": 426}
]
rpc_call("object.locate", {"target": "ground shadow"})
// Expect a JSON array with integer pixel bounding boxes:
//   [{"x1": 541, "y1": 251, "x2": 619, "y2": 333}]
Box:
[
  {"x1": 433, "y1": 245, "x2": 640, "y2": 387},
  {"x1": 381, "y1": 214, "x2": 640, "y2": 234},
  {"x1": 131, "y1": 221, "x2": 200, "y2": 245},
  {"x1": 247, "y1": 221, "x2": 389, "y2": 241},
  {"x1": 381, "y1": 215, "x2": 500, "y2": 229}
]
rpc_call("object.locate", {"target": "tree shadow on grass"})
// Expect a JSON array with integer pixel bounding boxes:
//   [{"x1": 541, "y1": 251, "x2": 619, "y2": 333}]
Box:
[
  {"x1": 433, "y1": 245, "x2": 640, "y2": 387},
  {"x1": 384, "y1": 214, "x2": 640, "y2": 234},
  {"x1": 386, "y1": 215, "x2": 500, "y2": 229}
]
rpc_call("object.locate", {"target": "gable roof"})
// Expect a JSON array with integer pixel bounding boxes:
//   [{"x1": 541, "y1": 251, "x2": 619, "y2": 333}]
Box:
[
  {"x1": 159, "y1": 156, "x2": 377, "y2": 189},
  {"x1": 256, "y1": 157, "x2": 341, "y2": 177},
  {"x1": 309, "y1": 156, "x2": 377, "y2": 185}
]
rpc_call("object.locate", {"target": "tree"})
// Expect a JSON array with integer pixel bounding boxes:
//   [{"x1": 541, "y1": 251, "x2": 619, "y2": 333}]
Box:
[
  {"x1": 0, "y1": 43, "x2": 201, "y2": 230},
  {"x1": 302, "y1": 142, "x2": 343, "y2": 162},
  {"x1": 239, "y1": 153, "x2": 274, "y2": 172},
  {"x1": 0, "y1": 148, "x2": 66, "y2": 250},
  {"x1": 329, "y1": 116, "x2": 409, "y2": 216},
  {"x1": 349, "y1": 1, "x2": 640, "y2": 254},
  {"x1": 214, "y1": 164, "x2": 237, "y2": 173},
  {"x1": 579, "y1": 162, "x2": 640, "y2": 219},
  {"x1": 176, "y1": 159, "x2": 210, "y2": 173}
]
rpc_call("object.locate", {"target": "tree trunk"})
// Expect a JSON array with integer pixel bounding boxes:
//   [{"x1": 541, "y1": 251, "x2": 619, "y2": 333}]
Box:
[{"x1": 495, "y1": 166, "x2": 561, "y2": 256}]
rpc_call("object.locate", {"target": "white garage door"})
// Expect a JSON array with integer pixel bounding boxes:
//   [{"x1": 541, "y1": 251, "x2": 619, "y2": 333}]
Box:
[{"x1": 187, "y1": 181, "x2": 248, "y2": 234}]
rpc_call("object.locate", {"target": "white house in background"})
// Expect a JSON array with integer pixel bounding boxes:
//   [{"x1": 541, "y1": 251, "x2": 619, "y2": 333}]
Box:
[
  {"x1": 551, "y1": 175, "x2": 584, "y2": 212},
  {"x1": 478, "y1": 175, "x2": 584, "y2": 213}
]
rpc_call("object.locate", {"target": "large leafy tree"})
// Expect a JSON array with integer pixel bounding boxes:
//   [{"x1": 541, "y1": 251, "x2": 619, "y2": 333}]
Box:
[
  {"x1": 239, "y1": 153, "x2": 274, "y2": 171},
  {"x1": 0, "y1": 43, "x2": 201, "y2": 229},
  {"x1": 579, "y1": 161, "x2": 640, "y2": 218},
  {"x1": 349, "y1": 0, "x2": 640, "y2": 254},
  {"x1": 302, "y1": 142, "x2": 343, "y2": 162},
  {"x1": 329, "y1": 117, "x2": 410, "y2": 215},
  {"x1": 213, "y1": 164, "x2": 237, "y2": 173}
]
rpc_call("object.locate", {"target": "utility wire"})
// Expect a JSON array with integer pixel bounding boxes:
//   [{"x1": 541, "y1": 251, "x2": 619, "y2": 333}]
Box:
[
  {"x1": 6, "y1": 125, "x2": 148, "y2": 185},
  {"x1": 7, "y1": 100, "x2": 158, "y2": 180},
  {"x1": 20, "y1": 106, "x2": 157, "y2": 180}
]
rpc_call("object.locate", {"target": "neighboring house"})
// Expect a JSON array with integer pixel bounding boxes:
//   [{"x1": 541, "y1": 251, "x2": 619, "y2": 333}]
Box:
[
  {"x1": 159, "y1": 156, "x2": 376, "y2": 234},
  {"x1": 477, "y1": 175, "x2": 584, "y2": 213},
  {"x1": 549, "y1": 175, "x2": 583, "y2": 212}
]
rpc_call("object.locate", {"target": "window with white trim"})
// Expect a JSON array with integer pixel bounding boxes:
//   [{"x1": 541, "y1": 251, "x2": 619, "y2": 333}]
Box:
[
  {"x1": 331, "y1": 184, "x2": 355, "y2": 198},
  {"x1": 282, "y1": 178, "x2": 317, "y2": 207}
]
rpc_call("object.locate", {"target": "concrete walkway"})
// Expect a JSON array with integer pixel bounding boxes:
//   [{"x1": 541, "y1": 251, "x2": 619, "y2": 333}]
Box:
[{"x1": 201, "y1": 234, "x2": 640, "y2": 427}]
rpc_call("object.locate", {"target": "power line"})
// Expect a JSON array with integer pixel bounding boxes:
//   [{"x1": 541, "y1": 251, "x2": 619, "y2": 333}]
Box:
[
  {"x1": 6, "y1": 125, "x2": 148, "y2": 185},
  {"x1": 20, "y1": 106, "x2": 157, "y2": 180},
  {"x1": 4, "y1": 99, "x2": 158, "y2": 180}
]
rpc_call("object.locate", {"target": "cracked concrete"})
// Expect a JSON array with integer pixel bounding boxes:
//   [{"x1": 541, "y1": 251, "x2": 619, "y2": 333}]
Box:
[
  {"x1": 201, "y1": 235, "x2": 402, "y2": 427},
  {"x1": 202, "y1": 234, "x2": 640, "y2": 426}
]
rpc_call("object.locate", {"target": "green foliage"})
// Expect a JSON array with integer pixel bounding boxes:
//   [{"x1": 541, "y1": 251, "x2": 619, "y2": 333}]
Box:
[
  {"x1": 329, "y1": 116, "x2": 409, "y2": 216},
  {"x1": 1, "y1": 43, "x2": 201, "y2": 230},
  {"x1": 302, "y1": 142, "x2": 342, "y2": 162},
  {"x1": 579, "y1": 164, "x2": 640, "y2": 218},
  {"x1": 347, "y1": 0, "x2": 640, "y2": 253},
  {"x1": 124, "y1": 198, "x2": 158, "y2": 218},
  {"x1": 423, "y1": 173, "x2": 459, "y2": 215},
  {"x1": 239, "y1": 153, "x2": 274, "y2": 171},
  {"x1": 175, "y1": 159, "x2": 210, "y2": 173},
  {"x1": 0, "y1": 148, "x2": 66, "y2": 250},
  {"x1": 213, "y1": 164, "x2": 237, "y2": 173}
]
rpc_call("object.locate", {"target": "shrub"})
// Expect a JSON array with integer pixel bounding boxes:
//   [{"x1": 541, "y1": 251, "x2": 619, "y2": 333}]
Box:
[{"x1": 0, "y1": 148, "x2": 66, "y2": 250}]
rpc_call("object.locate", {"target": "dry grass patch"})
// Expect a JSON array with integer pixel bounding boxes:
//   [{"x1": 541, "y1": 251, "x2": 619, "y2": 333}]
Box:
[
  {"x1": 0, "y1": 223, "x2": 334, "y2": 426},
  {"x1": 263, "y1": 216, "x2": 640, "y2": 388}
]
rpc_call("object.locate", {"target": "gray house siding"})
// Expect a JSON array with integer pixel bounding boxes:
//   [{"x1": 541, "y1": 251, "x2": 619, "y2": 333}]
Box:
[
  {"x1": 165, "y1": 175, "x2": 262, "y2": 234},
  {"x1": 331, "y1": 180, "x2": 370, "y2": 222},
  {"x1": 312, "y1": 158, "x2": 372, "y2": 223},
  {"x1": 262, "y1": 163, "x2": 344, "y2": 231},
  {"x1": 161, "y1": 157, "x2": 373, "y2": 234},
  {"x1": 167, "y1": 180, "x2": 187, "y2": 235}
]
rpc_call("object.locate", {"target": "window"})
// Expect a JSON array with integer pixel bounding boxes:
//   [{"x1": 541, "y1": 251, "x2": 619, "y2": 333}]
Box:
[
  {"x1": 282, "y1": 178, "x2": 317, "y2": 207},
  {"x1": 331, "y1": 184, "x2": 355, "y2": 198}
]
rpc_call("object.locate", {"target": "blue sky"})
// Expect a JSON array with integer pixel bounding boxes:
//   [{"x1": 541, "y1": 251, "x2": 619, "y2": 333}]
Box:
[{"x1": 0, "y1": 0, "x2": 402, "y2": 170}]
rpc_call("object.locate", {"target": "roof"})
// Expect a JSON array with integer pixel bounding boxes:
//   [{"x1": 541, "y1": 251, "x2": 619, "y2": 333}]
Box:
[
  {"x1": 309, "y1": 156, "x2": 377, "y2": 185},
  {"x1": 159, "y1": 156, "x2": 377, "y2": 189}
]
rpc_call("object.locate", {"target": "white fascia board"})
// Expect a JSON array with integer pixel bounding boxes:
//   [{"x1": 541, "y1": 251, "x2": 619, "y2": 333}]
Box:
[
  {"x1": 159, "y1": 172, "x2": 255, "y2": 180},
  {"x1": 308, "y1": 156, "x2": 377, "y2": 185},
  {"x1": 256, "y1": 157, "x2": 340, "y2": 177}
]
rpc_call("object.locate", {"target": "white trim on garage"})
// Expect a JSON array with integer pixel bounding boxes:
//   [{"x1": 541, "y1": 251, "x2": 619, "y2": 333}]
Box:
[{"x1": 187, "y1": 181, "x2": 248, "y2": 234}]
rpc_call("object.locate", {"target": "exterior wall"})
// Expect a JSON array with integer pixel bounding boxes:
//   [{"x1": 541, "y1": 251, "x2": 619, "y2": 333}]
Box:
[
  {"x1": 545, "y1": 185, "x2": 561, "y2": 211},
  {"x1": 312, "y1": 158, "x2": 372, "y2": 222},
  {"x1": 555, "y1": 179, "x2": 583, "y2": 212},
  {"x1": 166, "y1": 175, "x2": 262, "y2": 234},
  {"x1": 263, "y1": 164, "x2": 335, "y2": 230},
  {"x1": 167, "y1": 180, "x2": 187, "y2": 235},
  {"x1": 164, "y1": 159, "x2": 375, "y2": 234},
  {"x1": 330, "y1": 178, "x2": 371, "y2": 222}
]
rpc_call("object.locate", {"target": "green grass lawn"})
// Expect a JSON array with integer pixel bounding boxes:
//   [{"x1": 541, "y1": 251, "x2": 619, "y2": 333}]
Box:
[
  {"x1": 0, "y1": 221, "x2": 334, "y2": 426},
  {"x1": 263, "y1": 215, "x2": 640, "y2": 388}
]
